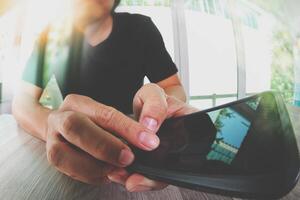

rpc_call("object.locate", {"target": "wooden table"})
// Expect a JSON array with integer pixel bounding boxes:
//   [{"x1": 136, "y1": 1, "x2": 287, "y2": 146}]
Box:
[{"x1": 0, "y1": 106, "x2": 299, "y2": 200}]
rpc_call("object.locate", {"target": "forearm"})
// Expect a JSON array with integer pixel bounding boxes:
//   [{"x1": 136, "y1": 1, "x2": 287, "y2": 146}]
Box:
[
  {"x1": 12, "y1": 96, "x2": 52, "y2": 141},
  {"x1": 163, "y1": 85, "x2": 187, "y2": 103}
]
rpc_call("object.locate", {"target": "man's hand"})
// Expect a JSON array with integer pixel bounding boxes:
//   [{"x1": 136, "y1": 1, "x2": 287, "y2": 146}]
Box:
[
  {"x1": 46, "y1": 94, "x2": 161, "y2": 185},
  {"x1": 107, "y1": 83, "x2": 199, "y2": 192}
]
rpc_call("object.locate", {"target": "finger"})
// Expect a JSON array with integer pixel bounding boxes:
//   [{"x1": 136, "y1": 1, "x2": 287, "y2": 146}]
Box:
[
  {"x1": 60, "y1": 94, "x2": 160, "y2": 151},
  {"x1": 46, "y1": 130, "x2": 114, "y2": 186},
  {"x1": 166, "y1": 95, "x2": 199, "y2": 118},
  {"x1": 125, "y1": 173, "x2": 168, "y2": 192},
  {"x1": 107, "y1": 168, "x2": 130, "y2": 185},
  {"x1": 48, "y1": 110, "x2": 135, "y2": 167},
  {"x1": 133, "y1": 83, "x2": 168, "y2": 133}
]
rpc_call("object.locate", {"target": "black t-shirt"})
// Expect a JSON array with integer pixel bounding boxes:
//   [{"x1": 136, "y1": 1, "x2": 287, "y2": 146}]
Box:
[{"x1": 22, "y1": 12, "x2": 178, "y2": 114}]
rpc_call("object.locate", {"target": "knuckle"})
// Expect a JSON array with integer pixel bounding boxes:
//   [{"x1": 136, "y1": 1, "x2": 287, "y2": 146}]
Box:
[
  {"x1": 47, "y1": 143, "x2": 63, "y2": 167},
  {"x1": 64, "y1": 94, "x2": 77, "y2": 104},
  {"x1": 117, "y1": 117, "x2": 137, "y2": 138},
  {"x1": 62, "y1": 112, "x2": 79, "y2": 136},
  {"x1": 61, "y1": 94, "x2": 78, "y2": 109},
  {"x1": 95, "y1": 106, "x2": 117, "y2": 126},
  {"x1": 119, "y1": 119, "x2": 132, "y2": 135}
]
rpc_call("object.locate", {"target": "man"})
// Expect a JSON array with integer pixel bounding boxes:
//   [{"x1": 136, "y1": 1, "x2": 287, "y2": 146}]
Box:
[{"x1": 12, "y1": 0, "x2": 198, "y2": 192}]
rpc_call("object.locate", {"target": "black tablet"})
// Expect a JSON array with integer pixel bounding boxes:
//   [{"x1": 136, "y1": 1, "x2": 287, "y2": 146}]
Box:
[{"x1": 127, "y1": 91, "x2": 300, "y2": 199}]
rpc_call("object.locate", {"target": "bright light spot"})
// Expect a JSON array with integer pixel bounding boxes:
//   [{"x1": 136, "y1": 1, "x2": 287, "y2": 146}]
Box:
[
  {"x1": 0, "y1": 0, "x2": 71, "y2": 98},
  {"x1": 24, "y1": 0, "x2": 71, "y2": 34}
]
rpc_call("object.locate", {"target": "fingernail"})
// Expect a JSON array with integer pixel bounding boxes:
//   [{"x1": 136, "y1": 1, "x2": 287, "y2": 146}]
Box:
[
  {"x1": 142, "y1": 117, "x2": 158, "y2": 131},
  {"x1": 129, "y1": 185, "x2": 152, "y2": 192},
  {"x1": 118, "y1": 149, "x2": 134, "y2": 166},
  {"x1": 139, "y1": 131, "x2": 159, "y2": 150},
  {"x1": 107, "y1": 174, "x2": 125, "y2": 185}
]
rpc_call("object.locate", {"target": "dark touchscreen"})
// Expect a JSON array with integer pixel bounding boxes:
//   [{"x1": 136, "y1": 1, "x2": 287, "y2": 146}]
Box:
[{"x1": 128, "y1": 92, "x2": 300, "y2": 199}]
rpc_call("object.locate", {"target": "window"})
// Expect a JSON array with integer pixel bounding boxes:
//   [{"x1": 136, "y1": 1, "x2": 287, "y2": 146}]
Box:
[
  {"x1": 185, "y1": 0, "x2": 203, "y2": 11},
  {"x1": 206, "y1": 0, "x2": 215, "y2": 15},
  {"x1": 0, "y1": 0, "x2": 298, "y2": 108},
  {"x1": 0, "y1": 0, "x2": 67, "y2": 102},
  {"x1": 243, "y1": 14, "x2": 272, "y2": 95},
  {"x1": 185, "y1": 0, "x2": 229, "y2": 19},
  {"x1": 241, "y1": 1, "x2": 295, "y2": 104},
  {"x1": 0, "y1": 8, "x2": 22, "y2": 102},
  {"x1": 185, "y1": 0, "x2": 238, "y2": 109},
  {"x1": 184, "y1": 0, "x2": 296, "y2": 109}
]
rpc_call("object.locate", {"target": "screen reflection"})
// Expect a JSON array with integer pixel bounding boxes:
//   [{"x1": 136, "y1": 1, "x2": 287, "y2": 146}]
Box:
[{"x1": 132, "y1": 93, "x2": 285, "y2": 175}]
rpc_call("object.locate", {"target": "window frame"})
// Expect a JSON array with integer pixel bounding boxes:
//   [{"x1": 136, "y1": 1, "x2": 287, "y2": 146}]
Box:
[
  {"x1": 176, "y1": 0, "x2": 247, "y2": 106},
  {"x1": 118, "y1": 0, "x2": 252, "y2": 106}
]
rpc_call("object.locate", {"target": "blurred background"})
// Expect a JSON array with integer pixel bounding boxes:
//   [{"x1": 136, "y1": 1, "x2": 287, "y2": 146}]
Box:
[{"x1": 0, "y1": 0, "x2": 300, "y2": 112}]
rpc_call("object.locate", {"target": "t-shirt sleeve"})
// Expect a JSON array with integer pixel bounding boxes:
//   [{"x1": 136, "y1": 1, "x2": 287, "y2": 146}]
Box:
[
  {"x1": 141, "y1": 17, "x2": 178, "y2": 83},
  {"x1": 22, "y1": 31, "x2": 47, "y2": 89}
]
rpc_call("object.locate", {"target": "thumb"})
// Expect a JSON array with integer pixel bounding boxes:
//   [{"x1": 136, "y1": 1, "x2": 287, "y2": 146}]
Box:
[{"x1": 133, "y1": 84, "x2": 168, "y2": 133}]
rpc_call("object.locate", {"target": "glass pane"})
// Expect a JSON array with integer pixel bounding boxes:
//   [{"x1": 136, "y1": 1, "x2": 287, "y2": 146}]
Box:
[
  {"x1": 185, "y1": 1, "x2": 238, "y2": 97},
  {"x1": 185, "y1": 0, "x2": 203, "y2": 12},
  {"x1": 190, "y1": 99, "x2": 213, "y2": 110},
  {"x1": 207, "y1": 0, "x2": 216, "y2": 15},
  {"x1": 242, "y1": 1, "x2": 297, "y2": 104},
  {"x1": 214, "y1": 0, "x2": 223, "y2": 16},
  {"x1": 216, "y1": 97, "x2": 237, "y2": 106},
  {"x1": 203, "y1": 0, "x2": 209, "y2": 13},
  {"x1": 238, "y1": 2, "x2": 272, "y2": 96}
]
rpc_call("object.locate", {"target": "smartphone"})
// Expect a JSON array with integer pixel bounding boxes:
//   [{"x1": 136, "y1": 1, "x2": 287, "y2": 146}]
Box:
[{"x1": 127, "y1": 91, "x2": 300, "y2": 199}]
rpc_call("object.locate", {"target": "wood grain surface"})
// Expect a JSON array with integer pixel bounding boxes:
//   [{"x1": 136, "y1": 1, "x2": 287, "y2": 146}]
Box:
[{"x1": 0, "y1": 106, "x2": 299, "y2": 200}]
